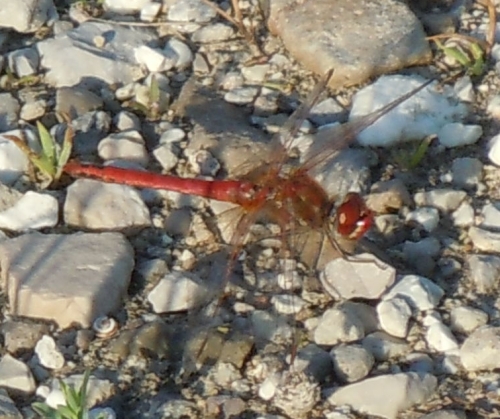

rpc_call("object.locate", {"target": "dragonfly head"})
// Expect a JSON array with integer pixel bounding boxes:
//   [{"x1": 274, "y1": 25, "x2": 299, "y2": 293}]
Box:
[{"x1": 335, "y1": 192, "x2": 373, "y2": 239}]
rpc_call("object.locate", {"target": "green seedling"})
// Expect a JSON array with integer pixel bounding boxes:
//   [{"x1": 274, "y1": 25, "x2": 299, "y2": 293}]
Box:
[
  {"x1": 129, "y1": 75, "x2": 166, "y2": 120},
  {"x1": 4, "y1": 118, "x2": 73, "y2": 187},
  {"x1": 393, "y1": 135, "x2": 435, "y2": 170},
  {"x1": 2, "y1": 67, "x2": 41, "y2": 89},
  {"x1": 31, "y1": 370, "x2": 104, "y2": 419},
  {"x1": 434, "y1": 38, "x2": 486, "y2": 77}
]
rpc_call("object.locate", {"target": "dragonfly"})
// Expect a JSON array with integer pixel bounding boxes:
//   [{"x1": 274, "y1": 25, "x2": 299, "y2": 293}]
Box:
[
  {"x1": 63, "y1": 71, "x2": 434, "y2": 371},
  {"x1": 63, "y1": 71, "x2": 433, "y2": 277}
]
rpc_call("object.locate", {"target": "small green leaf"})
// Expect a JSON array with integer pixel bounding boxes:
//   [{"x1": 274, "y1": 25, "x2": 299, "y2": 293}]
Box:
[
  {"x1": 149, "y1": 75, "x2": 160, "y2": 103},
  {"x1": 37, "y1": 120, "x2": 57, "y2": 167}
]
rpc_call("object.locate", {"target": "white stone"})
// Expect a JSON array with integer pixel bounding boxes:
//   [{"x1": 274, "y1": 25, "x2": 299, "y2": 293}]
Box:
[
  {"x1": 7, "y1": 47, "x2": 39, "y2": 77},
  {"x1": 451, "y1": 202, "x2": 474, "y2": 227},
  {"x1": 224, "y1": 87, "x2": 259, "y2": 105},
  {"x1": 460, "y1": 326, "x2": 500, "y2": 371},
  {"x1": 167, "y1": 0, "x2": 217, "y2": 23},
  {"x1": 330, "y1": 344, "x2": 374, "y2": 383},
  {"x1": 191, "y1": 23, "x2": 234, "y2": 42},
  {"x1": 327, "y1": 372, "x2": 437, "y2": 419},
  {"x1": 64, "y1": 179, "x2": 151, "y2": 231},
  {"x1": 450, "y1": 306, "x2": 488, "y2": 334},
  {"x1": 0, "y1": 232, "x2": 134, "y2": 328},
  {"x1": 488, "y1": 133, "x2": 500, "y2": 166},
  {"x1": 438, "y1": 123, "x2": 483, "y2": 148},
  {"x1": 134, "y1": 45, "x2": 177, "y2": 73},
  {"x1": 37, "y1": 22, "x2": 152, "y2": 87},
  {"x1": 0, "y1": 354, "x2": 36, "y2": 394},
  {"x1": 187, "y1": 149, "x2": 220, "y2": 176},
  {"x1": 384, "y1": 275, "x2": 444, "y2": 311},
  {"x1": 164, "y1": 38, "x2": 193, "y2": 70},
  {"x1": 98, "y1": 130, "x2": 149, "y2": 166},
  {"x1": 277, "y1": 270, "x2": 302, "y2": 291},
  {"x1": 0, "y1": 132, "x2": 30, "y2": 185},
  {"x1": 153, "y1": 143, "x2": 179, "y2": 172},
  {"x1": 271, "y1": 294, "x2": 306, "y2": 315},
  {"x1": 140, "y1": 2, "x2": 162, "y2": 22},
  {"x1": 314, "y1": 307, "x2": 365, "y2": 346},
  {"x1": 148, "y1": 271, "x2": 209, "y2": 313},
  {"x1": 159, "y1": 128, "x2": 185, "y2": 144},
  {"x1": 469, "y1": 227, "x2": 500, "y2": 253},
  {"x1": 0, "y1": 0, "x2": 57, "y2": 33},
  {"x1": 258, "y1": 374, "x2": 280, "y2": 400},
  {"x1": 405, "y1": 207, "x2": 440, "y2": 232},
  {"x1": 34, "y1": 335, "x2": 65, "y2": 370},
  {"x1": 320, "y1": 253, "x2": 396, "y2": 300},
  {"x1": 241, "y1": 64, "x2": 270, "y2": 83},
  {"x1": 351, "y1": 76, "x2": 467, "y2": 147},
  {"x1": 425, "y1": 320, "x2": 459, "y2": 354},
  {"x1": 20, "y1": 99, "x2": 46, "y2": 121},
  {"x1": 104, "y1": 0, "x2": 151, "y2": 14},
  {"x1": 0, "y1": 191, "x2": 58, "y2": 232},
  {"x1": 377, "y1": 297, "x2": 412, "y2": 338},
  {"x1": 414, "y1": 189, "x2": 466, "y2": 212},
  {"x1": 467, "y1": 254, "x2": 500, "y2": 293}
]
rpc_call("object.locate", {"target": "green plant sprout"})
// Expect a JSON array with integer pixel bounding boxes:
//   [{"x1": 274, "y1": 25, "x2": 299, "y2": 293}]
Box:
[
  {"x1": 393, "y1": 135, "x2": 435, "y2": 170},
  {"x1": 2, "y1": 67, "x2": 41, "y2": 89},
  {"x1": 129, "y1": 75, "x2": 166, "y2": 120},
  {"x1": 432, "y1": 37, "x2": 486, "y2": 77},
  {"x1": 31, "y1": 370, "x2": 107, "y2": 419},
  {"x1": 4, "y1": 118, "x2": 73, "y2": 187}
]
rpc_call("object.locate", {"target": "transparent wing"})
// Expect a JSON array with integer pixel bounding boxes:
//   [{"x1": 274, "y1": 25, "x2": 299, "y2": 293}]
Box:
[
  {"x1": 299, "y1": 78, "x2": 435, "y2": 174},
  {"x1": 266, "y1": 69, "x2": 334, "y2": 170}
]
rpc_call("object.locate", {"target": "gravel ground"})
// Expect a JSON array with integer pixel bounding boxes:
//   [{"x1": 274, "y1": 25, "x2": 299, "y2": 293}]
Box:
[{"x1": 2, "y1": 1, "x2": 500, "y2": 419}]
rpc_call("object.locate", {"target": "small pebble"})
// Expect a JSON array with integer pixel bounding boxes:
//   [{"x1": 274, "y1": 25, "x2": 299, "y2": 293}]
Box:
[
  {"x1": 405, "y1": 207, "x2": 440, "y2": 232},
  {"x1": 377, "y1": 297, "x2": 412, "y2": 338},
  {"x1": 34, "y1": 335, "x2": 65, "y2": 370},
  {"x1": 224, "y1": 87, "x2": 259, "y2": 105},
  {"x1": 330, "y1": 344, "x2": 374, "y2": 383},
  {"x1": 451, "y1": 157, "x2": 483, "y2": 188},
  {"x1": 437, "y1": 123, "x2": 482, "y2": 148},
  {"x1": 449, "y1": 306, "x2": 488, "y2": 334},
  {"x1": 384, "y1": 274, "x2": 444, "y2": 311}
]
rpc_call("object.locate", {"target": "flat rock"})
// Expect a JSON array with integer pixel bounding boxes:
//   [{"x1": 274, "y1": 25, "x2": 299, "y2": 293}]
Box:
[
  {"x1": 351, "y1": 76, "x2": 467, "y2": 147},
  {"x1": 0, "y1": 0, "x2": 57, "y2": 33},
  {"x1": 467, "y1": 254, "x2": 500, "y2": 293},
  {"x1": 320, "y1": 253, "x2": 396, "y2": 300},
  {"x1": 147, "y1": 270, "x2": 210, "y2": 313},
  {"x1": 362, "y1": 331, "x2": 410, "y2": 361},
  {"x1": 1, "y1": 320, "x2": 49, "y2": 354},
  {"x1": 64, "y1": 179, "x2": 151, "y2": 231},
  {"x1": 0, "y1": 93, "x2": 20, "y2": 132},
  {"x1": 384, "y1": 274, "x2": 444, "y2": 311},
  {"x1": 0, "y1": 354, "x2": 35, "y2": 395},
  {"x1": 0, "y1": 232, "x2": 134, "y2": 328},
  {"x1": 0, "y1": 388, "x2": 22, "y2": 419},
  {"x1": 174, "y1": 79, "x2": 270, "y2": 176},
  {"x1": 98, "y1": 130, "x2": 149, "y2": 166},
  {"x1": 314, "y1": 306, "x2": 366, "y2": 346},
  {"x1": 0, "y1": 191, "x2": 58, "y2": 232},
  {"x1": 34, "y1": 335, "x2": 65, "y2": 370},
  {"x1": 267, "y1": 0, "x2": 431, "y2": 88},
  {"x1": 330, "y1": 344, "x2": 374, "y2": 383},
  {"x1": 55, "y1": 86, "x2": 103, "y2": 118},
  {"x1": 328, "y1": 372, "x2": 437, "y2": 419},
  {"x1": 37, "y1": 21, "x2": 153, "y2": 87},
  {"x1": 468, "y1": 227, "x2": 500, "y2": 253},
  {"x1": 460, "y1": 326, "x2": 500, "y2": 371}
]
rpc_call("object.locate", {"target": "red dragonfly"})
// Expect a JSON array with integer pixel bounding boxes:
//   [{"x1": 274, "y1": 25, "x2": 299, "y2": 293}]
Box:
[{"x1": 64, "y1": 71, "x2": 433, "y2": 275}]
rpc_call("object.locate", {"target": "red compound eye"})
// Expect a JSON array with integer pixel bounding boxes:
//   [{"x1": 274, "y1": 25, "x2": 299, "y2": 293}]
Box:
[{"x1": 336, "y1": 193, "x2": 373, "y2": 239}]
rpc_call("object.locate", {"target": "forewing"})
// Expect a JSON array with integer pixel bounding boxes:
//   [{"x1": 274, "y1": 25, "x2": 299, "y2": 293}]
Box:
[
  {"x1": 299, "y1": 78, "x2": 435, "y2": 173},
  {"x1": 268, "y1": 70, "x2": 334, "y2": 168}
]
